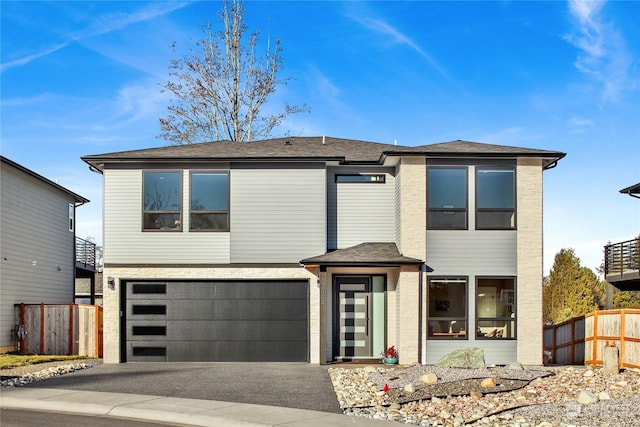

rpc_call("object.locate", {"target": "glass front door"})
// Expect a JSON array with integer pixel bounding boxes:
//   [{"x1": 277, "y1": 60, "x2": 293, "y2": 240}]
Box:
[{"x1": 335, "y1": 276, "x2": 372, "y2": 359}]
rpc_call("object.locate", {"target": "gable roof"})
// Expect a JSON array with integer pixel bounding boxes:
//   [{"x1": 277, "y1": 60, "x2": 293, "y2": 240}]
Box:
[
  {"x1": 82, "y1": 137, "x2": 565, "y2": 172},
  {"x1": 1, "y1": 156, "x2": 89, "y2": 204},
  {"x1": 300, "y1": 242, "x2": 426, "y2": 267}
]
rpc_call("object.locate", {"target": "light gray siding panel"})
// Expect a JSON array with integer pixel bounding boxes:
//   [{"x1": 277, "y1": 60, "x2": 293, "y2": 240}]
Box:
[
  {"x1": 327, "y1": 167, "x2": 396, "y2": 249},
  {"x1": 103, "y1": 169, "x2": 230, "y2": 264},
  {"x1": 426, "y1": 231, "x2": 517, "y2": 276},
  {"x1": 230, "y1": 167, "x2": 326, "y2": 263},
  {"x1": 426, "y1": 340, "x2": 517, "y2": 365},
  {"x1": 0, "y1": 165, "x2": 75, "y2": 348}
]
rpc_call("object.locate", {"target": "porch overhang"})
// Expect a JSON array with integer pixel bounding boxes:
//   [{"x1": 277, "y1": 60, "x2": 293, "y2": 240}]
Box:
[{"x1": 300, "y1": 242, "x2": 432, "y2": 271}]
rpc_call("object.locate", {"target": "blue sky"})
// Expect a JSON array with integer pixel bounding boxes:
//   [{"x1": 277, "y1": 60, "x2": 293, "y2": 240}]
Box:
[{"x1": 2, "y1": 0, "x2": 639, "y2": 274}]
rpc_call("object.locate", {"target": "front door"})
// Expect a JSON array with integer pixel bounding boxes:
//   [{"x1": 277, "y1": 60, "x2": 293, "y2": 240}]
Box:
[{"x1": 335, "y1": 276, "x2": 373, "y2": 360}]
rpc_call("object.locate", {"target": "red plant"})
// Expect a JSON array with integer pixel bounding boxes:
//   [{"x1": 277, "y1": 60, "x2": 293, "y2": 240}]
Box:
[{"x1": 384, "y1": 346, "x2": 398, "y2": 358}]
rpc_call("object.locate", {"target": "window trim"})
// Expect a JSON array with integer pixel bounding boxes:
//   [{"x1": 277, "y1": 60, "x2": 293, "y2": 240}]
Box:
[
  {"x1": 189, "y1": 170, "x2": 230, "y2": 232},
  {"x1": 475, "y1": 166, "x2": 516, "y2": 230},
  {"x1": 427, "y1": 276, "x2": 469, "y2": 340},
  {"x1": 142, "y1": 170, "x2": 183, "y2": 232},
  {"x1": 475, "y1": 276, "x2": 517, "y2": 340},
  {"x1": 335, "y1": 174, "x2": 386, "y2": 183},
  {"x1": 427, "y1": 166, "x2": 468, "y2": 230}
]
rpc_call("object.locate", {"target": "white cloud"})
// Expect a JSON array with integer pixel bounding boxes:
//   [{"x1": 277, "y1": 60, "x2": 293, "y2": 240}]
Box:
[
  {"x1": 564, "y1": 0, "x2": 635, "y2": 102},
  {"x1": 348, "y1": 14, "x2": 452, "y2": 82},
  {"x1": 1, "y1": 2, "x2": 192, "y2": 73}
]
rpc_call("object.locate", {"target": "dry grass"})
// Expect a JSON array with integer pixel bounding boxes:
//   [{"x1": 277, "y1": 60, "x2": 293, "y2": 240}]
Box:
[{"x1": 0, "y1": 354, "x2": 90, "y2": 370}]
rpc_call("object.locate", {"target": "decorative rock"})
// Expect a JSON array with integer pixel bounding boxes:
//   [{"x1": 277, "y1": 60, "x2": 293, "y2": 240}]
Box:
[
  {"x1": 404, "y1": 383, "x2": 415, "y2": 393},
  {"x1": 505, "y1": 362, "x2": 525, "y2": 370},
  {"x1": 583, "y1": 369, "x2": 595, "y2": 377},
  {"x1": 470, "y1": 390, "x2": 483, "y2": 399},
  {"x1": 390, "y1": 403, "x2": 401, "y2": 410},
  {"x1": 363, "y1": 365, "x2": 377, "y2": 373},
  {"x1": 481, "y1": 377, "x2": 496, "y2": 388},
  {"x1": 419, "y1": 373, "x2": 438, "y2": 384},
  {"x1": 603, "y1": 345, "x2": 620, "y2": 375},
  {"x1": 577, "y1": 390, "x2": 598, "y2": 405},
  {"x1": 434, "y1": 347, "x2": 486, "y2": 369},
  {"x1": 598, "y1": 391, "x2": 611, "y2": 400}
]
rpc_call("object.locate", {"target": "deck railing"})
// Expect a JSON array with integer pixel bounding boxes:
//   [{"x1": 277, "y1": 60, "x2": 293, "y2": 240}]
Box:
[
  {"x1": 604, "y1": 238, "x2": 640, "y2": 280},
  {"x1": 75, "y1": 237, "x2": 96, "y2": 270}
]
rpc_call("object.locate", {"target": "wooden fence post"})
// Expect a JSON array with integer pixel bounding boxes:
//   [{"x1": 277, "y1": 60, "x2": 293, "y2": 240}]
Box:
[
  {"x1": 69, "y1": 303, "x2": 74, "y2": 356},
  {"x1": 591, "y1": 311, "x2": 598, "y2": 367},
  {"x1": 94, "y1": 305, "x2": 100, "y2": 358},
  {"x1": 19, "y1": 303, "x2": 26, "y2": 354},
  {"x1": 40, "y1": 303, "x2": 45, "y2": 355},
  {"x1": 620, "y1": 309, "x2": 626, "y2": 368}
]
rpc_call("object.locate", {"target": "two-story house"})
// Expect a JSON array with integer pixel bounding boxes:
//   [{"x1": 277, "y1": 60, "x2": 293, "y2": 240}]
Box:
[
  {"x1": 0, "y1": 156, "x2": 90, "y2": 353},
  {"x1": 82, "y1": 137, "x2": 564, "y2": 365}
]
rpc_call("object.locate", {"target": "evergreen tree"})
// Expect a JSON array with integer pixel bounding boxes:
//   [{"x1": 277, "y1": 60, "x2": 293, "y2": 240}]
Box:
[{"x1": 543, "y1": 248, "x2": 606, "y2": 323}]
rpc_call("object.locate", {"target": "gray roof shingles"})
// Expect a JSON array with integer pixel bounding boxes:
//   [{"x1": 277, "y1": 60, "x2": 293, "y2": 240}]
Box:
[
  {"x1": 300, "y1": 242, "x2": 424, "y2": 266},
  {"x1": 82, "y1": 137, "x2": 566, "y2": 170}
]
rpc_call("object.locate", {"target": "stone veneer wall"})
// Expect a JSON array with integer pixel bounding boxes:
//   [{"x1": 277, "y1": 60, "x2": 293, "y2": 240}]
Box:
[
  {"x1": 101, "y1": 266, "x2": 320, "y2": 364},
  {"x1": 396, "y1": 157, "x2": 426, "y2": 364},
  {"x1": 516, "y1": 158, "x2": 544, "y2": 365}
]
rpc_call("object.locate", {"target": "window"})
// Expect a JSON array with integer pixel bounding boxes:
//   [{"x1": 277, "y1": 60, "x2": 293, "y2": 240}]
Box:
[
  {"x1": 476, "y1": 167, "x2": 515, "y2": 229},
  {"x1": 476, "y1": 277, "x2": 516, "y2": 339},
  {"x1": 143, "y1": 172, "x2": 182, "y2": 231},
  {"x1": 336, "y1": 174, "x2": 385, "y2": 183},
  {"x1": 68, "y1": 203, "x2": 74, "y2": 232},
  {"x1": 427, "y1": 167, "x2": 467, "y2": 229},
  {"x1": 190, "y1": 172, "x2": 229, "y2": 231},
  {"x1": 427, "y1": 277, "x2": 467, "y2": 339}
]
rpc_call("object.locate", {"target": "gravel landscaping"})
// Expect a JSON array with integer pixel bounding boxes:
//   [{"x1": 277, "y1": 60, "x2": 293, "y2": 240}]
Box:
[{"x1": 329, "y1": 364, "x2": 640, "y2": 427}]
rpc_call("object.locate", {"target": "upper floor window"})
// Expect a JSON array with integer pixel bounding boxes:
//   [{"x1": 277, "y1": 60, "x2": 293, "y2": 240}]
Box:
[
  {"x1": 336, "y1": 174, "x2": 385, "y2": 183},
  {"x1": 190, "y1": 172, "x2": 229, "y2": 231},
  {"x1": 427, "y1": 167, "x2": 467, "y2": 229},
  {"x1": 427, "y1": 277, "x2": 468, "y2": 339},
  {"x1": 143, "y1": 171, "x2": 182, "y2": 231},
  {"x1": 476, "y1": 167, "x2": 515, "y2": 229}
]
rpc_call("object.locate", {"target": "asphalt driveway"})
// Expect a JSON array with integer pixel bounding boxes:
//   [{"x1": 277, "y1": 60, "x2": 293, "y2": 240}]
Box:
[{"x1": 23, "y1": 362, "x2": 342, "y2": 414}]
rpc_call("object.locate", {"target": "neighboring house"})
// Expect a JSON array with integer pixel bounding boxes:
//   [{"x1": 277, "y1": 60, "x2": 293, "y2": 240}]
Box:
[
  {"x1": 604, "y1": 183, "x2": 640, "y2": 307},
  {"x1": 82, "y1": 137, "x2": 564, "y2": 365},
  {"x1": 0, "y1": 156, "x2": 90, "y2": 353}
]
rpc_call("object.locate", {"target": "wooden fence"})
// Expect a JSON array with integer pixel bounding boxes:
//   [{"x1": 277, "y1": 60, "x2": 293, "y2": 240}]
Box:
[
  {"x1": 14, "y1": 303, "x2": 103, "y2": 357},
  {"x1": 544, "y1": 309, "x2": 640, "y2": 369}
]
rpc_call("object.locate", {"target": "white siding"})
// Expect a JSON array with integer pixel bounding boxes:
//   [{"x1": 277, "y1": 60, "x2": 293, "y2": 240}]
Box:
[
  {"x1": 230, "y1": 166, "x2": 326, "y2": 263},
  {"x1": 103, "y1": 169, "x2": 230, "y2": 264},
  {"x1": 327, "y1": 167, "x2": 396, "y2": 249},
  {"x1": 0, "y1": 164, "x2": 76, "y2": 348}
]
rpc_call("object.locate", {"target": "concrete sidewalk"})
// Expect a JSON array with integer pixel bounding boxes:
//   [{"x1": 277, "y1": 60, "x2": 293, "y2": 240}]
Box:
[{"x1": 0, "y1": 387, "x2": 387, "y2": 426}]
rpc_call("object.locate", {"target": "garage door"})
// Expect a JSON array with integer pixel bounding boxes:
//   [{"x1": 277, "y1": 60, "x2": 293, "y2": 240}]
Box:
[{"x1": 123, "y1": 280, "x2": 308, "y2": 362}]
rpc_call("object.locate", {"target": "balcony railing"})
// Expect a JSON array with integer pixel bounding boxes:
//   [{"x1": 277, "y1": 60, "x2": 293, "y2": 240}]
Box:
[
  {"x1": 76, "y1": 237, "x2": 97, "y2": 271},
  {"x1": 604, "y1": 238, "x2": 640, "y2": 286}
]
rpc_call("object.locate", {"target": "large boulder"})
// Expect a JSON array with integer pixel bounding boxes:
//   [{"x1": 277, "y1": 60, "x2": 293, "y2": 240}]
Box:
[{"x1": 435, "y1": 347, "x2": 486, "y2": 369}]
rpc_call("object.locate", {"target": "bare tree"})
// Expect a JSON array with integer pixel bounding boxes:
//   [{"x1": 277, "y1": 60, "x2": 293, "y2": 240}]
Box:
[{"x1": 159, "y1": 0, "x2": 308, "y2": 144}]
